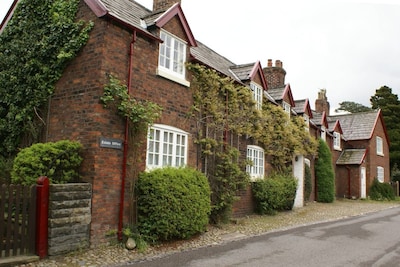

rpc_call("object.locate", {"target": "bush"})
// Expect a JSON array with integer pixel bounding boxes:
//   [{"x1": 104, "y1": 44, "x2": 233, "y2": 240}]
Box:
[
  {"x1": 11, "y1": 140, "x2": 83, "y2": 185},
  {"x1": 369, "y1": 179, "x2": 395, "y2": 201},
  {"x1": 315, "y1": 139, "x2": 335, "y2": 203},
  {"x1": 0, "y1": 156, "x2": 13, "y2": 184},
  {"x1": 136, "y1": 167, "x2": 211, "y2": 242},
  {"x1": 252, "y1": 173, "x2": 297, "y2": 215},
  {"x1": 304, "y1": 163, "x2": 312, "y2": 201}
]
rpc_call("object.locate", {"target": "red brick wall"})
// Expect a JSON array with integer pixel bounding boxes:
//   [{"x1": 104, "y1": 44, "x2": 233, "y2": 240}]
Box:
[{"x1": 232, "y1": 185, "x2": 255, "y2": 217}]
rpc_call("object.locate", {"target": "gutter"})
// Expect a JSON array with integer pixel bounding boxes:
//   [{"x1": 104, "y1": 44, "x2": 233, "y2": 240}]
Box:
[{"x1": 118, "y1": 30, "x2": 137, "y2": 241}]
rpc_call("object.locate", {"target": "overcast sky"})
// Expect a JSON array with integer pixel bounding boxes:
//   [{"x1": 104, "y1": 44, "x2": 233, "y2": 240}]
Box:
[{"x1": 1, "y1": 0, "x2": 399, "y2": 112}]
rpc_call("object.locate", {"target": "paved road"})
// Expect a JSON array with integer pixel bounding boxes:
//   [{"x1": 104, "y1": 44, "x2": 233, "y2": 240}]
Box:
[{"x1": 124, "y1": 207, "x2": 400, "y2": 267}]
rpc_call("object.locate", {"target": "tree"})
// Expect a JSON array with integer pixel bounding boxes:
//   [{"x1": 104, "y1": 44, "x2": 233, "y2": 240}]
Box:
[
  {"x1": 370, "y1": 86, "x2": 400, "y2": 169},
  {"x1": 315, "y1": 139, "x2": 335, "y2": 203},
  {"x1": 335, "y1": 101, "x2": 371, "y2": 113}
]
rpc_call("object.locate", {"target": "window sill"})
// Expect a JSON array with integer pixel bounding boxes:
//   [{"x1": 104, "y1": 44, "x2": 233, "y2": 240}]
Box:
[{"x1": 156, "y1": 67, "x2": 190, "y2": 87}]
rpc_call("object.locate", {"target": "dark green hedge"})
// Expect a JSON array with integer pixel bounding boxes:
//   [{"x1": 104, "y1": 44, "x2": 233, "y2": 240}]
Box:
[
  {"x1": 315, "y1": 139, "x2": 335, "y2": 203},
  {"x1": 369, "y1": 179, "x2": 395, "y2": 201},
  {"x1": 136, "y1": 167, "x2": 211, "y2": 242},
  {"x1": 11, "y1": 140, "x2": 83, "y2": 185},
  {"x1": 252, "y1": 173, "x2": 297, "y2": 215}
]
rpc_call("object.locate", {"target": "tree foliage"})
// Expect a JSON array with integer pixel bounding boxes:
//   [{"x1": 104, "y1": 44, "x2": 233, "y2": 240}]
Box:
[
  {"x1": 315, "y1": 139, "x2": 335, "y2": 203},
  {"x1": 335, "y1": 101, "x2": 371, "y2": 113},
  {"x1": 0, "y1": 0, "x2": 93, "y2": 157},
  {"x1": 370, "y1": 86, "x2": 400, "y2": 169}
]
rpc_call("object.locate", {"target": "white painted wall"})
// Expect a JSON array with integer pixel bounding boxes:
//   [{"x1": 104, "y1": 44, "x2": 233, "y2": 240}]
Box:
[{"x1": 293, "y1": 155, "x2": 304, "y2": 208}]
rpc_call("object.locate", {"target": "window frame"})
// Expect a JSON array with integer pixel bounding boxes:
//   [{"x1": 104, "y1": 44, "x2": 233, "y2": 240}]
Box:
[
  {"x1": 377, "y1": 166, "x2": 384, "y2": 183},
  {"x1": 246, "y1": 145, "x2": 265, "y2": 180},
  {"x1": 321, "y1": 126, "x2": 326, "y2": 141},
  {"x1": 333, "y1": 132, "x2": 341, "y2": 150},
  {"x1": 282, "y1": 101, "x2": 291, "y2": 118},
  {"x1": 250, "y1": 82, "x2": 263, "y2": 110},
  {"x1": 157, "y1": 30, "x2": 189, "y2": 87},
  {"x1": 146, "y1": 124, "x2": 189, "y2": 170},
  {"x1": 376, "y1": 136, "x2": 384, "y2": 156}
]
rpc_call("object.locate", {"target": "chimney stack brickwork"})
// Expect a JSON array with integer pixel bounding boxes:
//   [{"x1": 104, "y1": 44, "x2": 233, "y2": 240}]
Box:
[
  {"x1": 263, "y1": 59, "x2": 286, "y2": 89},
  {"x1": 153, "y1": 0, "x2": 181, "y2": 12},
  {"x1": 315, "y1": 89, "x2": 330, "y2": 115}
]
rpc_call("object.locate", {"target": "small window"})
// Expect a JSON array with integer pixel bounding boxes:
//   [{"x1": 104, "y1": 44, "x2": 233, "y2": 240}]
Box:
[
  {"x1": 250, "y1": 82, "x2": 263, "y2": 110},
  {"x1": 158, "y1": 31, "x2": 189, "y2": 86},
  {"x1": 246, "y1": 145, "x2": 264, "y2": 180},
  {"x1": 303, "y1": 114, "x2": 309, "y2": 131},
  {"x1": 376, "y1": 136, "x2": 383, "y2": 156},
  {"x1": 321, "y1": 126, "x2": 326, "y2": 141},
  {"x1": 282, "y1": 102, "x2": 291, "y2": 117},
  {"x1": 377, "y1": 166, "x2": 384, "y2": 183},
  {"x1": 333, "y1": 132, "x2": 341, "y2": 150},
  {"x1": 146, "y1": 124, "x2": 188, "y2": 170}
]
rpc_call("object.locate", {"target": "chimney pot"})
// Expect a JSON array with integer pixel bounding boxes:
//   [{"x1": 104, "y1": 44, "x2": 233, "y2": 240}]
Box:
[{"x1": 267, "y1": 59, "x2": 272, "y2": 67}]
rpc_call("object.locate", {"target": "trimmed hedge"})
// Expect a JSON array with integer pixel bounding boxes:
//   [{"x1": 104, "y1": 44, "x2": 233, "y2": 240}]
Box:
[
  {"x1": 369, "y1": 179, "x2": 395, "y2": 201},
  {"x1": 315, "y1": 139, "x2": 335, "y2": 203},
  {"x1": 136, "y1": 167, "x2": 211, "y2": 242},
  {"x1": 252, "y1": 173, "x2": 297, "y2": 215},
  {"x1": 304, "y1": 163, "x2": 312, "y2": 201},
  {"x1": 11, "y1": 140, "x2": 83, "y2": 185}
]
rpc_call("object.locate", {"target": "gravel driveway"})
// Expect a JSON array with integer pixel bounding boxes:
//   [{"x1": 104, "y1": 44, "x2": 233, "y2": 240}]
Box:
[{"x1": 25, "y1": 199, "x2": 400, "y2": 267}]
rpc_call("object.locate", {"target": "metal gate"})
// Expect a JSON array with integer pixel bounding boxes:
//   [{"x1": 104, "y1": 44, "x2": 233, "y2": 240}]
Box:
[{"x1": 1, "y1": 184, "x2": 37, "y2": 258}]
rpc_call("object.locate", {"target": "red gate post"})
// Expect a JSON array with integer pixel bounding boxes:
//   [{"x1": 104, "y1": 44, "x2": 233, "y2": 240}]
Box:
[{"x1": 36, "y1": 176, "x2": 49, "y2": 259}]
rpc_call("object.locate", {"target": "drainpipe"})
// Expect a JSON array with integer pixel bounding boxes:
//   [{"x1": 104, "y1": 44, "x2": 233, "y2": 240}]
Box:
[
  {"x1": 118, "y1": 30, "x2": 137, "y2": 241},
  {"x1": 346, "y1": 166, "x2": 351, "y2": 198}
]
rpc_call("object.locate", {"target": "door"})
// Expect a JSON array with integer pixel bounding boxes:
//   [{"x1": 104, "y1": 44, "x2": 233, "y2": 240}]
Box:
[{"x1": 360, "y1": 167, "x2": 366, "y2": 199}]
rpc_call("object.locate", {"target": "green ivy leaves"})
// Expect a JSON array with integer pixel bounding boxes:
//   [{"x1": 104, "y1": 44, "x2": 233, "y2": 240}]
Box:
[
  {"x1": 0, "y1": 0, "x2": 93, "y2": 156},
  {"x1": 101, "y1": 75, "x2": 162, "y2": 133}
]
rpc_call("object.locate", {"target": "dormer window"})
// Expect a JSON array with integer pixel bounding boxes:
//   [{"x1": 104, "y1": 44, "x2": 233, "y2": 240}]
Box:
[
  {"x1": 250, "y1": 82, "x2": 263, "y2": 110},
  {"x1": 333, "y1": 132, "x2": 341, "y2": 150},
  {"x1": 321, "y1": 126, "x2": 326, "y2": 141},
  {"x1": 157, "y1": 30, "x2": 189, "y2": 87},
  {"x1": 303, "y1": 114, "x2": 309, "y2": 131},
  {"x1": 282, "y1": 101, "x2": 291, "y2": 117}
]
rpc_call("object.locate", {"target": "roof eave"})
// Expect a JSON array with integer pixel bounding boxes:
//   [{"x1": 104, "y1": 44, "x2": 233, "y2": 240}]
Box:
[{"x1": 155, "y1": 3, "x2": 197, "y2": 47}]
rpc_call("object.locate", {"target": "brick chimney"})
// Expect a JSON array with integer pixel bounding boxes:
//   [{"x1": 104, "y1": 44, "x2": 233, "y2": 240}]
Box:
[
  {"x1": 315, "y1": 89, "x2": 330, "y2": 115},
  {"x1": 153, "y1": 0, "x2": 181, "y2": 13},
  {"x1": 263, "y1": 59, "x2": 286, "y2": 89}
]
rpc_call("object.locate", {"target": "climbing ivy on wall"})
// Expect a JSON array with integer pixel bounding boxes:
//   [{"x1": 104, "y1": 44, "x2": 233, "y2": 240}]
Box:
[
  {"x1": 188, "y1": 63, "x2": 318, "y2": 222},
  {"x1": 0, "y1": 0, "x2": 93, "y2": 157}
]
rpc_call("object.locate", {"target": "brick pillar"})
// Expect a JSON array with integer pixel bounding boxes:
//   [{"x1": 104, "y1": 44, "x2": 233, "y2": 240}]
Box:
[
  {"x1": 263, "y1": 59, "x2": 286, "y2": 89},
  {"x1": 153, "y1": 0, "x2": 181, "y2": 12}
]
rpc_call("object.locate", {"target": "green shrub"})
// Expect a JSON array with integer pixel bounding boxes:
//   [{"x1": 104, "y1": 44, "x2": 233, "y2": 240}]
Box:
[
  {"x1": 315, "y1": 139, "x2": 335, "y2": 203},
  {"x1": 304, "y1": 163, "x2": 312, "y2": 201},
  {"x1": 369, "y1": 179, "x2": 395, "y2": 201},
  {"x1": 11, "y1": 140, "x2": 83, "y2": 185},
  {"x1": 0, "y1": 156, "x2": 13, "y2": 184},
  {"x1": 252, "y1": 173, "x2": 297, "y2": 215},
  {"x1": 136, "y1": 167, "x2": 211, "y2": 242}
]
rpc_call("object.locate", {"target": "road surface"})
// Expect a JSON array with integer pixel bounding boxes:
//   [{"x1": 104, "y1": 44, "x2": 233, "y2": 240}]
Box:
[{"x1": 123, "y1": 206, "x2": 400, "y2": 267}]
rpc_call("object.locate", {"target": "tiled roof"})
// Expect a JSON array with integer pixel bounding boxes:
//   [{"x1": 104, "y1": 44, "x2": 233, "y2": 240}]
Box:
[
  {"x1": 336, "y1": 149, "x2": 366, "y2": 165},
  {"x1": 293, "y1": 99, "x2": 306, "y2": 114},
  {"x1": 190, "y1": 41, "x2": 237, "y2": 79},
  {"x1": 329, "y1": 110, "x2": 378, "y2": 140},
  {"x1": 230, "y1": 63, "x2": 255, "y2": 81},
  {"x1": 100, "y1": 0, "x2": 152, "y2": 31},
  {"x1": 311, "y1": 111, "x2": 323, "y2": 126},
  {"x1": 268, "y1": 86, "x2": 285, "y2": 101}
]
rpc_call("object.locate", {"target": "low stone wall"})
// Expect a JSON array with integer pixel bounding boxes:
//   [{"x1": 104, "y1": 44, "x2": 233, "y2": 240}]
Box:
[{"x1": 48, "y1": 183, "x2": 92, "y2": 256}]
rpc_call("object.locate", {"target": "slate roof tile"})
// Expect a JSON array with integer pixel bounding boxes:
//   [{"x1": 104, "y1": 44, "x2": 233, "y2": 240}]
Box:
[
  {"x1": 329, "y1": 110, "x2": 378, "y2": 140},
  {"x1": 336, "y1": 149, "x2": 366, "y2": 165}
]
